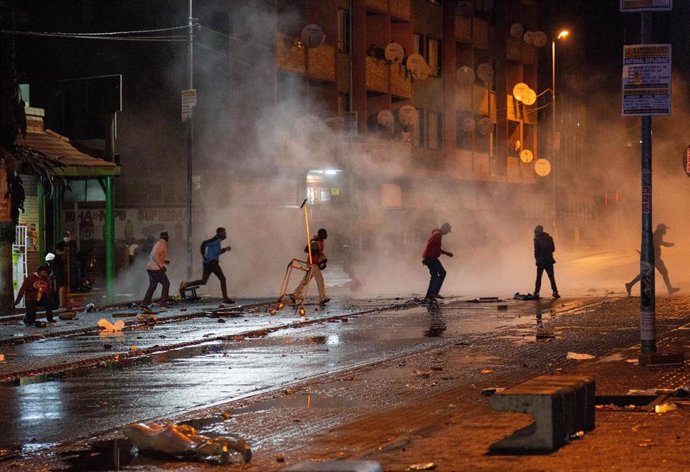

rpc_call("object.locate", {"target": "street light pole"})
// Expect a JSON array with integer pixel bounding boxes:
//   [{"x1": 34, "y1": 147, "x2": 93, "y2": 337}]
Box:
[
  {"x1": 186, "y1": 0, "x2": 194, "y2": 280},
  {"x1": 550, "y1": 30, "x2": 568, "y2": 233}
]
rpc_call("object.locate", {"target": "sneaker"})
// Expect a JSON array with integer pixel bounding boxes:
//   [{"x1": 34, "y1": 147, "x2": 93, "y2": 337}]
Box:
[
  {"x1": 34, "y1": 320, "x2": 47, "y2": 328},
  {"x1": 179, "y1": 281, "x2": 188, "y2": 298},
  {"x1": 222, "y1": 298, "x2": 235, "y2": 304},
  {"x1": 289, "y1": 294, "x2": 297, "y2": 304},
  {"x1": 47, "y1": 318, "x2": 57, "y2": 323},
  {"x1": 625, "y1": 283, "x2": 632, "y2": 296},
  {"x1": 552, "y1": 292, "x2": 561, "y2": 299},
  {"x1": 669, "y1": 287, "x2": 680, "y2": 295},
  {"x1": 532, "y1": 292, "x2": 540, "y2": 299},
  {"x1": 158, "y1": 302, "x2": 172, "y2": 309},
  {"x1": 433, "y1": 294, "x2": 445, "y2": 299},
  {"x1": 319, "y1": 297, "x2": 331, "y2": 306}
]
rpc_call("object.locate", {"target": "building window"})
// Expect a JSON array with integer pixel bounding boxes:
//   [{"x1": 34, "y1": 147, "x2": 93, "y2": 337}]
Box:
[
  {"x1": 337, "y1": 93, "x2": 350, "y2": 114},
  {"x1": 337, "y1": 9, "x2": 350, "y2": 53},
  {"x1": 413, "y1": 33, "x2": 424, "y2": 56},
  {"x1": 428, "y1": 111, "x2": 442, "y2": 150},
  {"x1": 427, "y1": 38, "x2": 441, "y2": 77},
  {"x1": 414, "y1": 108, "x2": 425, "y2": 148}
]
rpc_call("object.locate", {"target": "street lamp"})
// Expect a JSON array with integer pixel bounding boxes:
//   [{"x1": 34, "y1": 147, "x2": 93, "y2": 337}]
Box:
[{"x1": 550, "y1": 29, "x2": 569, "y2": 232}]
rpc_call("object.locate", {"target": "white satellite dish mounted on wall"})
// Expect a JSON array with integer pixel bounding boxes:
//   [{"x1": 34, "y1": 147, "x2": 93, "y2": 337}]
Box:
[
  {"x1": 512, "y1": 82, "x2": 530, "y2": 102},
  {"x1": 477, "y1": 117, "x2": 493, "y2": 136},
  {"x1": 384, "y1": 43, "x2": 405, "y2": 63},
  {"x1": 509, "y1": 23, "x2": 524, "y2": 38},
  {"x1": 476, "y1": 63, "x2": 494, "y2": 84},
  {"x1": 456, "y1": 66, "x2": 475, "y2": 87},
  {"x1": 534, "y1": 158, "x2": 551, "y2": 176},
  {"x1": 520, "y1": 149, "x2": 534, "y2": 163},
  {"x1": 377, "y1": 110, "x2": 395, "y2": 137},
  {"x1": 398, "y1": 105, "x2": 418, "y2": 128},
  {"x1": 300, "y1": 24, "x2": 325, "y2": 48},
  {"x1": 523, "y1": 31, "x2": 535, "y2": 45},
  {"x1": 406, "y1": 54, "x2": 431, "y2": 80},
  {"x1": 522, "y1": 88, "x2": 537, "y2": 106},
  {"x1": 456, "y1": 1, "x2": 474, "y2": 17},
  {"x1": 533, "y1": 31, "x2": 548, "y2": 48}
]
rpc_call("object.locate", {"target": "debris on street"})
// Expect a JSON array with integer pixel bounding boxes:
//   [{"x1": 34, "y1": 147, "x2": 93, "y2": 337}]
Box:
[
  {"x1": 406, "y1": 462, "x2": 437, "y2": 471},
  {"x1": 97, "y1": 319, "x2": 125, "y2": 332},
  {"x1": 566, "y1": 352, "x2": 596, "y2": 360},
  {"x1": 124, "y1": 421, "x2": 252, "y2": 464}
]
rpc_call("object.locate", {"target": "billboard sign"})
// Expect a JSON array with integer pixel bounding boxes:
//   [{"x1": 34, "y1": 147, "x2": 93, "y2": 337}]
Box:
[{"x1": 622, "y1": 44, "x2": 671, "y2": 116}]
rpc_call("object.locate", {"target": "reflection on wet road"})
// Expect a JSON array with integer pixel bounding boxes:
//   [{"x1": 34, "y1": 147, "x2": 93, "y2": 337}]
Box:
[{"x1": 0, "y1": 297, "x2": 596, "y2": 451}]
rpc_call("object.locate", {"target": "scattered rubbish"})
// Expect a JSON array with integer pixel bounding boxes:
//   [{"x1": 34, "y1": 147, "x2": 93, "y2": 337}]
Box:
[
  {"x1": 566, "y1": 352, "x2": 596, "y2": 361},
  {"x1": 97, "y1": 319, "x2": 125, "y2": 332},
  {"x1": 570, "y1": 431, "x2": 585, "y2": 440},
  {"x1": 217, "y1": 318, "x2": 226, "y2": 323},
  {"x1": 0, "y1": 354, "x2": 5, "y2": 363},
  {"x1": 625, "y1": 359, "x2": 639, "y2": 364},
  {"x1": 497, "y1": 304, "x2": 508, "y2": 310},
  {"x1": 124, "y1": 422, "x2": 252, "y2": 465},
  {"x1": 481, "y1": 387, "x2": 505, "y2": 396},
  {"x1": 130, "y1": 345, "x2": 138, "y2": 351},
  {"x1": 655, "y1": 403, "x2": 677, "y2": 414},
  {"x1": 481, "y1": 369, "x2": 494, "y2": 375},
  {"x1": 85, "y1": 303, "x2": 96, "y2": 312},
  {"x1": 513, "y1": 292, "x2": 538, "y2": 301},
  {"x1": 407, "y1": 463, "x2": 436, "y2": 471},
  {"x1": 58, "y1": 311, "x2": 77, "y2": 320},
  {"x1": 466, "y1": 297, "x2": 501, "y2": 303},
  {"x1": 103, "y1": 344, "x2": 112, "y2": 350},
  {"x1": 136, "y1": 314, "x2": 157, "y2": 325},
  {"x1": 673, "y1": 386, "x2": 690, "y2": 397},
  {"x1": 221, "y1": 410, "x2": 232, "y2": 420},
  {"x1": 112, "y1": 312, "x2": 138, "y2": 318},
  {"x1": 413, "y1": 369, "x2": 430, "y2": 378}
]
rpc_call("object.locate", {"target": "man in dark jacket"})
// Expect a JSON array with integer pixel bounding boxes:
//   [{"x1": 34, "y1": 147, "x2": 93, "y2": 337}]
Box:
[
  {"x1": 180, "y1": 227, "x2": 234, "y2": 303},
  {"x1": 625, "y1": 223, "x2": 679, "y2": 296},
  {"x1": 534, "y1": 225, "x2": 559, "y2": 299},
  {"x1": 14, "y1": 266, "x2": 55, "y2": 326},
  {"x1": 421, "y1": 223, "x2": 453, "y2": 304}
]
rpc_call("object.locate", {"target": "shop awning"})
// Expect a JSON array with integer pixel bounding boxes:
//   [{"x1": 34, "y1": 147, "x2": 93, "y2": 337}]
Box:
[{"x1": 17, "y1": 129, "x2": 120, "y2": 178}]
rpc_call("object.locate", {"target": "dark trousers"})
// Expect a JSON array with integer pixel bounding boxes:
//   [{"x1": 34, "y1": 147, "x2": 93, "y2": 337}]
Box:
[
  {"x1": 535, "y1": 264, "x2": 558, "y2": 294},
  {"x1": 143, "y1": 269, "x2": 170, "y2": 305},
  {"x1": 24, "y1": 298, "x2": 54, "y2": 325},
  {"x1": 188, "y1": 260, "x2": 228, "y2": 299},
  {"x1": 423, "y1": 257, "x2": 447, "y2": 298}
]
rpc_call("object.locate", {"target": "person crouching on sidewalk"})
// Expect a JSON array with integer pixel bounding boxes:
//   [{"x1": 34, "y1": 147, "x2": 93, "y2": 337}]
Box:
[{"x1": 14, "y1": 266, "x2": 55, "y2": 327}]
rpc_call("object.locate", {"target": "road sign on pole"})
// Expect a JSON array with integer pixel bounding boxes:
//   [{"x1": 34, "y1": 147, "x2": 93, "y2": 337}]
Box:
[
  {"x1": 181, "y1": 89, "x2": 197, "y2": 122},
  {"x1": 621, "y1": 0, "x2": 671, "y2": 11},
  {"x1": 622, "y1": 44, "x2": 671, "y2": 116}
]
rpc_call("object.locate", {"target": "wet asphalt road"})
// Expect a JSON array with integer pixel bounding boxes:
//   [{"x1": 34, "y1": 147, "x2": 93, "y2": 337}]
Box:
[{"x1": 0, "y1": 297, "x2": 601, "y2": 454}]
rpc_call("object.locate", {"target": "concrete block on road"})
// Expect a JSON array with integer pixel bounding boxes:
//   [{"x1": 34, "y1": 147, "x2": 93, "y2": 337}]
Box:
[{"x1": 282, "y1": 460, "x2": 382, "y2": 472}]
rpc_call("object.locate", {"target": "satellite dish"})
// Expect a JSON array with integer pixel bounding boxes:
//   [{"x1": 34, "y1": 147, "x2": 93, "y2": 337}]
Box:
[
  {"x1": 300, "y1": 24, "x2": 325, "y2": 48},
  {"x1": 461, "y1": 117, "x2": 476, "y2": 133},
  {"x1": 398, "y1": 105, "x2": 418, "y2": 127},
  {"x1": 384, "y1": 42, "x2": 405, "y2": 63},
  {"x1": 377, "y1": 110, "x2": 395, "y2": 137},
  {"x1": 512, "y1": 82, "x2": 530, "y2": 102},
  {"x1": 520, "y1": 149, "x2": 534, "y2": 163},
  {"x1": 475, "y1": 0, "x2": 493, "y2": 12},
  {"x1": 456, "y1": 1, "x2": 474, "y2": 17},
  {"x1": 477, "y1": 117, "x2": 493, "y2": 135},
  {"x1": 476, "y1": 63, "x2": 494, "y2": 84},
  {"x1": 523, "y1": 31, "x2": 535, "y2": 45},
  {"x1": 509, "y1": 23, "x2": 524, "y2": 38},
  {"x1": 534, "y1": 158, "x2": 552, "y2": 177},
  {"x1": 406, "y1": 54, "x2": 431, "y2": 80},
  {"x1": 533, "y1": 31, "x2": 548, "y2": 47},
  {"x1": 456, "y1": 66, "x2": 475, "y2": 87},
  {"x1": 522, "y1": 88, "x2": 537, "y2": 106}
]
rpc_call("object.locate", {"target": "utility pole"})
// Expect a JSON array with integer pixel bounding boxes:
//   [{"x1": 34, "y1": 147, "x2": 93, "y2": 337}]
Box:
[{"x1": 186, "y1": 0, "x2": 194, "y2": 279}]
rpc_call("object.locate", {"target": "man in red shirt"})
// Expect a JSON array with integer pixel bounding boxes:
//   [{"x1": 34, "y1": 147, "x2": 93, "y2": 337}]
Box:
[
  {"x1": 14, "y1": 265, "x2": 55, "y2": 326},
  {"x1": 421, "y1": 223, "x2": 453, "y2": 303}
]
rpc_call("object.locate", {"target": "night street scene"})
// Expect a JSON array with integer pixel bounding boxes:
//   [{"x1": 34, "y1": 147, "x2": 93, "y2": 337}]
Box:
[{"x1": 3, "y1": 0, "x2": 690, "y2": 471}]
